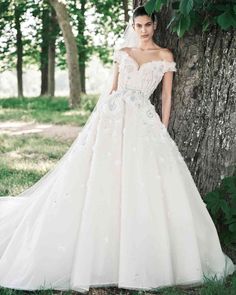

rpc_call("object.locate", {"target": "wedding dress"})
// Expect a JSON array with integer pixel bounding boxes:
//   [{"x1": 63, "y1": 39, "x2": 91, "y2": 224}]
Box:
[{"x1": 0, "y1": 49, "x2": 235, "y2": 294}]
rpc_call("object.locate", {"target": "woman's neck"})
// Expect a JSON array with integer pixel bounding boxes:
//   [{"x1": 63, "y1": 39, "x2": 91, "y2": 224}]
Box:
[{"x1": 137, "y1": 40, "x2": 158, "y2": 50}]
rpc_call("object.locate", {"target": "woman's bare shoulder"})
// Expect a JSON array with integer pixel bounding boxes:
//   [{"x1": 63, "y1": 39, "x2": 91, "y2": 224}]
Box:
[
  {"x1": 119, "y1": 47, "x2": 131, "y2": 53},
  {"x1": 157, "y1": 47, "x2": 174, "y2": 62}
]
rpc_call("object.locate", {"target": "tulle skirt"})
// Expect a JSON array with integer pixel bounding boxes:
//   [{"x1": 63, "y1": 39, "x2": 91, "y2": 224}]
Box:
[{"x1": 0, "y1": 89, "x2": 235, "y2": 293}]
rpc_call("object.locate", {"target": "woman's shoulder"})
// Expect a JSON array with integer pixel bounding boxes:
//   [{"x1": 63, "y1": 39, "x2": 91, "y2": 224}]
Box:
[
  {"x1": 116, "y1": 46, "x2": 175, "y2": 62},
  {"x1": 157, "y1": 47, "x2": 175, "y2": 62},
  {"x1": 119, "y1": 47, "x2": 131, "y2": 53}
]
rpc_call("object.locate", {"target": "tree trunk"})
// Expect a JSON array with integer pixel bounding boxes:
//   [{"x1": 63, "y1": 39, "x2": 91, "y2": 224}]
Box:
[
  {"x1": 48, "y1": 0, "x2": 81, "y2": 107},
  {"x1": 48, "y1": 7, "x2": 59, "y2": 97},
  {"x1": 77, "y1": 0, "x2": 86, "y2": 94},
  {"x1": 48, "y1": 39, "x2": 55, "y2": 97},
  {"x1": 168, "y1": 27, "x2": 236, "y2": 197},
  {"x1": 14, "y1": 4, "x2": 23, "y2": 97},
  {"x1": 122, "y1": 0, "x2": 129, "y2": 23},
  {"x1": 40, "y1": 4, "x2": 50, "y2": 96},
  {"x1": 132, "y1": 2, "x2": 236, "y2": 196}
]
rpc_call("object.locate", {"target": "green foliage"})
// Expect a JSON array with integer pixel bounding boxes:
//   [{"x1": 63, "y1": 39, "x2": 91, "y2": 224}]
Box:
[
  {"x1": 51, "y1": 0, "x2": 126, "y2": 69},
  {"x1": 0, "y1": 0, "x2": 126, "y2": 72},
  {"x1": 88, "y1": 0, "x2": 126, "y2": 64},
  {"x1": 144, "y1": 0, "x2": 236, "y2": 37},
  {"x1": 204, "y1": 170, "x2": 236, "y2": 247},
  {"x1": 0, "y1": 0, "x2": 43, "y2": 71}
]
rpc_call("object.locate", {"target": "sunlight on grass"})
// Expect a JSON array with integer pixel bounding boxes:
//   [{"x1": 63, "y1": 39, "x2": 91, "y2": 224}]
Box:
[
  {"x1": 63, "y1": 109, "x2": 87, "y2": 116},
  {"x1": 5, "y1": 157, "x2": 55, "y2": 173},
  {"x1": 0, "y1": 95, "x2": 98, "y2": 126},
  {"x1": 0, "y1": 134, "x2": 72, "y2": 196}
]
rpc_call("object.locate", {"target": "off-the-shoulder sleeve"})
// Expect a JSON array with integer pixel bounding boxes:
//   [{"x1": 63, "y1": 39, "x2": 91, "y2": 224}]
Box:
[{"x1": 164, "y1": 61, "x2": 177, "y2": 73}]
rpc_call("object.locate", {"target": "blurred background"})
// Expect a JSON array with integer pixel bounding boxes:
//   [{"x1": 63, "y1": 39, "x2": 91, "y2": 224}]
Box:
[{"x1": 0, "y1": 0, "x2": 132, "y2": 98}]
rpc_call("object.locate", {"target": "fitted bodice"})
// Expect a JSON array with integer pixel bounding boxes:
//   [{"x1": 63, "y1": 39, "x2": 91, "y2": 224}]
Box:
[
  {"x1": 94, "y1": 50, "x2": 177, "y2": 127},
  {"x1": 113, "y1": 50, "x2": 177, "y2": 98}
]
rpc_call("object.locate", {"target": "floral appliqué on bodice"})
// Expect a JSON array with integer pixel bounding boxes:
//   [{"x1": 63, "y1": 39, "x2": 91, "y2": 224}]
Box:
[
  {"x1": 76, "y1": 50, "x2": 186, "y2": 166},
  {"x1": 113, "y1": 49, "x2": 177, "y2": 97},
  {"x1": 96, "y1": 49, "x2": 177, "y2": 125}
]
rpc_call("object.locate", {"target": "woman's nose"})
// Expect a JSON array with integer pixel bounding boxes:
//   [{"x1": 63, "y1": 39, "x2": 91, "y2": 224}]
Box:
[{"x1": 141, "y1": 27, "x2": 146, "y2": 33}]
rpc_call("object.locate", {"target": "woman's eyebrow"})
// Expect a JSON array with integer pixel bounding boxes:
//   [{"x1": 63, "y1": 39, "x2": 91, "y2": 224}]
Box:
[{"x1": 136, "y1": 22, "x2": 152, "y2": 25}]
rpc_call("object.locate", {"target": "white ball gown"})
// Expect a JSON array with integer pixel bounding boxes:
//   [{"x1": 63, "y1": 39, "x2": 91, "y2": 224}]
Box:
[{"x1": 0, "y1": 49, "x2": 235, "y2": 294}]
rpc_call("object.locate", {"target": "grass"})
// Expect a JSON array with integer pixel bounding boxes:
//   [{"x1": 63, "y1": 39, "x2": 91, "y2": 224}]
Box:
[
  {"x1": 0, "y1": 134, "x2": 72, "y2": 196},
  {"x1": 0, "y1": 95, "x2": 98, "y2": 126},
  {"x1": 0, "y1": 271, "x2": 236, "y2": 295}
]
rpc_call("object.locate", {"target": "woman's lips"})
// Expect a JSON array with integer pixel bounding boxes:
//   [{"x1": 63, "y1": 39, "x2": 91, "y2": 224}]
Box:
[{"x1": 142, "y1": 35, "x2": 148, "y2": 37}]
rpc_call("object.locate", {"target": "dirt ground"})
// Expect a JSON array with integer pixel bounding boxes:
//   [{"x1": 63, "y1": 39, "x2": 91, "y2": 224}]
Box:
[{"x1": 0, "y1": 121, "x2": 82, "y2": 140}]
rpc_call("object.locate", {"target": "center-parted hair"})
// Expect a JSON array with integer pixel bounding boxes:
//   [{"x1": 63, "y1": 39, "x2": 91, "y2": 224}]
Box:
[{"x1": 132, "y1": 5, "x2": 157, "y2": 24}]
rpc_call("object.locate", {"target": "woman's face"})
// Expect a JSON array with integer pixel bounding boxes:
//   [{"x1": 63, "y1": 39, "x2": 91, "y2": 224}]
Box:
[{"x1": 132, "y1": 15, "x2": 156, "y2": 41}]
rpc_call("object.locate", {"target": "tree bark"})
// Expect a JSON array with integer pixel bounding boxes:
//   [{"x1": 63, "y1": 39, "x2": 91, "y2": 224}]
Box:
[
  {"x1": 48, "y1": 7, "x2": 59, "y2": 97},
  {"x1": 133, "y1": 2, "x2": 236, "y2": 196},
  {"x1": 48, "y1": 0, "x2": 81, "y2": 107},
  {"x1": 122, "y1": 0, "x2": 129, "y2": 23},
  {"x1": 77, "y1": 0, "x2": 86, "y2": 94},
  {"x1": 40, "y1": 4, "x2": 50, "y2": 96},
  {"x1": 14, "y1": 4, "x2": 23, "y2": 97}
]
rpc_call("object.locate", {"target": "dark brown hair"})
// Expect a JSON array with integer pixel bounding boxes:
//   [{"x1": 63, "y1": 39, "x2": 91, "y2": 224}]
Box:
[{"x1": 132, "y1": 5, "x2": 157, "y2": 24}]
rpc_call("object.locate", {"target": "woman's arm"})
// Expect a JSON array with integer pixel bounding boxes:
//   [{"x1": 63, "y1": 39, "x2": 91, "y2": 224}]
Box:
[
  {"x1": 161, "y1": 71, "x2": 174, "y2": 128},
  {"x1": 108, "y1": 61, "x2": 119, "y2": 95},
  {"x1": 161, "y1": 50, "x2": 175, "y2": 128}
]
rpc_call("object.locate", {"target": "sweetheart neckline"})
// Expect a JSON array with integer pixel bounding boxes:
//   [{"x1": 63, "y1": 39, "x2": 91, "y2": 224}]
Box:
[{"x1": 118, "y1": 50, "x2": 176, "y2": 72}]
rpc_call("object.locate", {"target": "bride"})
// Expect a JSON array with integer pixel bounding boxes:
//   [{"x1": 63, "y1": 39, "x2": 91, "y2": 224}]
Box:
[{"x1": 0, "y1": 5, "x2": 235, "y2": 294}]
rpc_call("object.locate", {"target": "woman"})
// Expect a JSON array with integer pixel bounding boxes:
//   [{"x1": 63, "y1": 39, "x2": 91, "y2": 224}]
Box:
[{"x1": 0, "y1": 5, "x2": 235, "y2": 294}]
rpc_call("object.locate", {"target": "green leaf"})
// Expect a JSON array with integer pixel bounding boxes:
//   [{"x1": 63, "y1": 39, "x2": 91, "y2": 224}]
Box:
[
  {"x1": 205, "y1": 191, "x2": 222, "y2": 215},
  {"x1": 215, "y1": 4, "x2": 231, "y2": 12},
  {"x1": 172, "y1": 1, "x2": 179, "y2": 10},
  {"x1": 177, "y1": 14, "x2": 191, "y2": 37},
  {"x1": 225, "y1": 218, "x2": 236, "y2": 225},
  {"x1": 179, "y1": 0, "x2": 193, "y2": 15},
  {"x1": 223, "y1": 176, "x2": 236, "y2": 197},
  {"x1": 229, "y1": 222, "x2": 236, "y2": 232},
  {"x1": 217, "y1": 10, "x2": 236, "y2": 30},
  {"x1": 144, "y1": 0, "x2": 157, "y2": 15},
  {"x1": 155, "y1": 0, "x2": 163, "y2": 11},
  {"x1": 220, "y1": 199, "x2": 230, "y2": 217}
]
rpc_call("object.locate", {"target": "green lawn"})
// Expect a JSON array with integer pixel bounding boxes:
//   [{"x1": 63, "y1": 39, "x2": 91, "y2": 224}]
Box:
[
  {"x1": 0, "y1": 95, "x2": 98, "y2": 126},
  {"x1": 0, "y1": 133, "x2": 72, "y2": 196},
  {"x1": 0, "y1": 272, "x2": 236, "y2": 295}
]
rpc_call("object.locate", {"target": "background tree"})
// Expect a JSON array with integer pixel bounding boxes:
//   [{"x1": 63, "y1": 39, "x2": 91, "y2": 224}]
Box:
[
  {"x1": 48, "y1": 0, "x2": 81, "y2": 107},
  {"x1": 0, "y1": 0, "x2": 41, "y2": 95},
  {"x1": 40, "y1": 1, "x2": 50, "y2": 95},
  {"x1": 14, "y1": 2, "x2": 24, "y2": 97},
  {"x1": 0, "y1": 0, "x2": 130, "y2": 102},
  {"x1": 48, "y1": 6, "x2": 59, "y2": 97},
  {"x1": 74, "y1": 0, "x2": 87, "y2": 93},
  {"x1": 134, "y1": 0, "x2": 236, "y2": 196}
]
